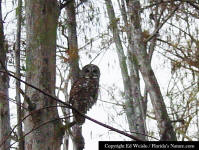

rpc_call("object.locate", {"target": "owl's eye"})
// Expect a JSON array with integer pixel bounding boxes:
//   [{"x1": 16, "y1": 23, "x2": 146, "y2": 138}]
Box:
[
  {"x1": 84, "y1": 69, "x2": 90, "y2": 73},
  {"x1": 92, "y1": 69, "x2": 98, "y2": 74}
]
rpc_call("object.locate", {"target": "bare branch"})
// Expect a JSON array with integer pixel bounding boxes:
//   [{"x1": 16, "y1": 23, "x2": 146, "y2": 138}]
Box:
[
  {"x1": 18, "y1": 88, "x2": 36, "y2": 111},
  {"x1": 145, "y1": 4, "x2": 180, "y2": 43}
]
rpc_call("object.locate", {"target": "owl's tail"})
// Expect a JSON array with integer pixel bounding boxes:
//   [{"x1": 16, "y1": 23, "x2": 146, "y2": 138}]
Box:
[{"x1": 72, "y1": 124, "x2": 85, "y2": 150}]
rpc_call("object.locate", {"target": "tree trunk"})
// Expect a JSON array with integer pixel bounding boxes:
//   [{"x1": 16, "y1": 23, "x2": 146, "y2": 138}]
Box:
[
  {"x1": 65, "y1": 0, "x2": 80, "y2": 83},
  {"x1": 24, "y1": 0, "x2": 63, "y2": 149},
  {"x1": 128, "y1": 0, "x2": 177, "y2": 141},
  {"x1": 15, "y1": 0, "x2": 24, "y2": 149},
  {"x1": 62, "y1": 76, "x2": 70, "y2": 150},
  {"x1": 0, "y1": 0, "x2": 11, "y2": 149},
  {"x1": 105, "y1": 0, "x2": 147, "y2": 140},
  {"x1": 65, "y1": 1, "x2": 83, "y2": 150}
]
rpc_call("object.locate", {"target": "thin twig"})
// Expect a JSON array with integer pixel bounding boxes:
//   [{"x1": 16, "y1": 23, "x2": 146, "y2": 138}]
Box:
[{"x1": 145, "y1": 4, "x2": 180, "y2": 43}]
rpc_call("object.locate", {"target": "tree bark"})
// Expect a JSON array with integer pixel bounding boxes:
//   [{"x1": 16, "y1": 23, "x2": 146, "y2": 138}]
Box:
[
  {"x1": 0, "y1": 0, "x2": 11, "y2": 149},
  {"x1": 24, "y1": 0, "x2": 63, "y2": 149},
  {"x1": 65, "y1": 0, "x2": 80, "y2": 83},
  {"x1": 128, "y1": 0, "x2": 177, "y2": 141},
  {"x1": 105, "y1": 0, "x2": 147, "y2": 140},
  {"x1": 65, "y1": 1, "x2": 83, "y2": 150},
  {"x1": 15, "y1": 0, "x2": 24, "y2": 149}
]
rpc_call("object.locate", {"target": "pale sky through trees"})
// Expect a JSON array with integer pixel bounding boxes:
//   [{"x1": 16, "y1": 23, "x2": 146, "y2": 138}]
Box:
[{"x1": 1, "y1": 0, "x2": 199, "y2": 149}]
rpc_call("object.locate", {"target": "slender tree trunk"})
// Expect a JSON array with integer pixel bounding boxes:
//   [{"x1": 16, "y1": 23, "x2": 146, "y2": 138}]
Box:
[
  {"x1": 128, "y1": 0, "x2": 177, "y2": 141},
  {"x1": 120, "y1": 0, "x2": 148, "y2": 139},
  {"x1": 15, "y1": 0, "x2": 24, "y2": 149},
  {"x1": 24, "y1": 0, "x2": 63, "y2": 149},
  {"x1": 63, "y1": 74, "x2": 70, "y2": 150},
  {"x1": 105, "y1": 0, "x2": 147, "y2": 140},
  {"x1": 65, "y1": 1, "x2": 83, "y2": 150},
  {"x1": 0, "y1": 0, "x2": 10, "y2": 149},
  {"x1": 65, "y1": 0, "x2": 80, "y2": 83}
]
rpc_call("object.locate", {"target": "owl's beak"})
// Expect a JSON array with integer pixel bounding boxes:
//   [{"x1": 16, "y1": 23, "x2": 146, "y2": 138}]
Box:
[{"x1": 92, "y1": 74, "x2": 99, "y2": 78}]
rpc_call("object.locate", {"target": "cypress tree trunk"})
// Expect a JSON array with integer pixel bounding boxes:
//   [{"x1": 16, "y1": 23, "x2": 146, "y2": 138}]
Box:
[
  {"x1": 0, "y1": 0, "x2": 10, "y2": 149},
  {"x1": 24, "y1": 0, "x2": 63, "y2": 149}
]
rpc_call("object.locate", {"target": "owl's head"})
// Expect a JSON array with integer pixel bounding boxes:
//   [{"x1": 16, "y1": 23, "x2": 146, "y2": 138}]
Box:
[{"x1": 81, "y1": 64, "x2": 100, "y2": 79}]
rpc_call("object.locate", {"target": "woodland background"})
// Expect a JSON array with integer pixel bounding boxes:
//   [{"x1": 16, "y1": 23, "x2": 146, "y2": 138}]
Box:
[{"x1": 0, "y1": 0, "x2": 199, "y2": 150}]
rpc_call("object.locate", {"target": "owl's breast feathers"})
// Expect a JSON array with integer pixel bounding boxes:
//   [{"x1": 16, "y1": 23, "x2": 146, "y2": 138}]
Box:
[
  {"x1": 69, "y1": 77, "x2": 99, "y2": 107},
  {"x1": 69, "y1": 77, "x2": 99, "y2": 124}
]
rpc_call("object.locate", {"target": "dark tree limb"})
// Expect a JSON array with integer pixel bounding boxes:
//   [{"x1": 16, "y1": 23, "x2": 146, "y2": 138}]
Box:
[{"x1": 18, "y1": 88, "x2": 36, "y2": 111}]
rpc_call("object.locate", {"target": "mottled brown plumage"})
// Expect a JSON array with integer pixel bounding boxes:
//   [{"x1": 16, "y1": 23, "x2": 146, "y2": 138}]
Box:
[{"x1": 69, "y1": 64, "x2": 100, "y2": 125}]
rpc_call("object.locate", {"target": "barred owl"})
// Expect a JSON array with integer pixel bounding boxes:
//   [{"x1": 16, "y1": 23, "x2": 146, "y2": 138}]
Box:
[{"x1": 69, "y1": 64, "x2": 100, "y2": 125}]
